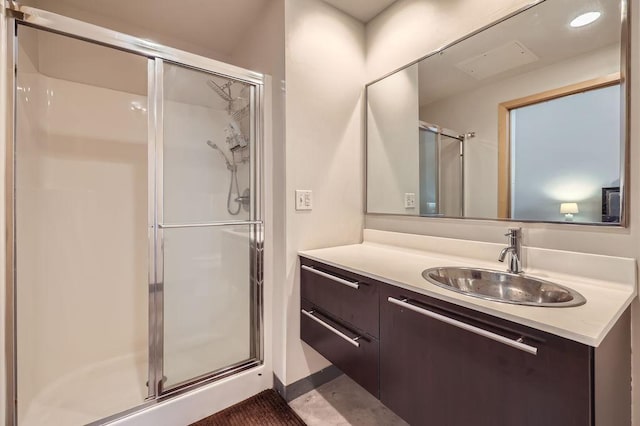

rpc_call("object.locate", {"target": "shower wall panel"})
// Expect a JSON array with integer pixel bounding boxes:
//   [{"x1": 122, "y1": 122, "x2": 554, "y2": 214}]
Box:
[
  {"x1": 16, "y1": 27, "x2": 149, "y2": 425},
  {"x1": 163, "y1": 101, "x2": 250, "y2": 224}
]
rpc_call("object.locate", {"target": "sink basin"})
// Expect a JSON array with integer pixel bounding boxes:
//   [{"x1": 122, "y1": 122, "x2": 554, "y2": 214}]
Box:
[{"x1": 422, "y1": 267, "x2": 586, "y2": 307}]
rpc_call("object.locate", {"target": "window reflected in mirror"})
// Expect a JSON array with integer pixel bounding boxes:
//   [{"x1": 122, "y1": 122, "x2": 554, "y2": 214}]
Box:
[{"x1": 503, "y1": 79, "x2": 620, "y2": 223}]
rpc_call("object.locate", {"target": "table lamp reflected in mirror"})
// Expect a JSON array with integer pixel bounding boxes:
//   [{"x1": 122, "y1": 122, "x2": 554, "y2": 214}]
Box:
[{"x1": 560, "y1": 202, "x2": 579, "y2": 221}]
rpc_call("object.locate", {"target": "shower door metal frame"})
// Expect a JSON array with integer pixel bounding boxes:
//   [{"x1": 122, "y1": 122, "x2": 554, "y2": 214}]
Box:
[
  {"x1": 4, "y1": 4, "x2": 265, "y2": 425},
  {"x1": 152, "y1": 58, "x2": 265, "y2": 397},
  {"x1": 5, "y1": 12, "x2": 17, "y2": 426},
  {"x1": 419, "y1": 121, "x2": 465, "y2": 217}
]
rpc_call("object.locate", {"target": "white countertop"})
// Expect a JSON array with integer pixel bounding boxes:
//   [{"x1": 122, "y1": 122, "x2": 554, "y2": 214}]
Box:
[{"x1": 299, "y1": 230, "x2": 637, "y2": 347}]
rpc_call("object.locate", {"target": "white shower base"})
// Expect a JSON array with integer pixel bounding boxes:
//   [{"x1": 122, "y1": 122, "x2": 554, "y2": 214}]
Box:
[
  {"x1": 20, "y1": 353, "x2": 148, "y2": 426},
  {"x1": 20, "y1": 335, "x2": 248, "y2": 426},
  {"x1": 164, "y1": 334, "x2": 251, "y2": 389}
]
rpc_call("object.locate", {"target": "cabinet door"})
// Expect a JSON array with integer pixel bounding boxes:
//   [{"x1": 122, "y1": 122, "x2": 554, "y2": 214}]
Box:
[{"x1": 379, "y1": 285, "x2": 591, "y2": 426}]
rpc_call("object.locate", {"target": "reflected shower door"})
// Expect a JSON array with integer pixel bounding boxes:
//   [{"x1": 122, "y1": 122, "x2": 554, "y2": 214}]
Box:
[
  {"x1": 419, "y1": 128, "x2": 438, "y2": 215},
  {"x1": 159, "y1": 61, "x2": 260, "y2": 391},
  {"x1": 419, "y1": 128, "x2": 463, "y2": 217},
  {"x1": 439, "y1": 134, "x2": 463, "y2": 217}
]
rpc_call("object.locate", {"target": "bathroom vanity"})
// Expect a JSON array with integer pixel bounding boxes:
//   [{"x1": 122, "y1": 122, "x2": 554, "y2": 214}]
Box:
[
  {"x1": 342, "y1": 0, "x2": 635, "y2": 421},
  {"x1": 299, "y1": 230, "x2": 635, "y2": 426}
]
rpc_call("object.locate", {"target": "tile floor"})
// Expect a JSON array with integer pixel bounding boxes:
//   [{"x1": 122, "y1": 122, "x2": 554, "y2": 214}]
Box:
[{"x1": 289, "y1": 375, "x2": 408, "y2": 426}]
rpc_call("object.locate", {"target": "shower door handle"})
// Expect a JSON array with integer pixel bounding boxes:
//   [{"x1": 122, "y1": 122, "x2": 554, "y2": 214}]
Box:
[{"x1": 159, "y1": 220, "x2": 263, "y2": 229}]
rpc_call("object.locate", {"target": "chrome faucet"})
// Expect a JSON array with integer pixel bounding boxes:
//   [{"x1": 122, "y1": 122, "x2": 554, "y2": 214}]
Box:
[{"x1": 498, "y1": 228, "x2": 522, "y2": 274}]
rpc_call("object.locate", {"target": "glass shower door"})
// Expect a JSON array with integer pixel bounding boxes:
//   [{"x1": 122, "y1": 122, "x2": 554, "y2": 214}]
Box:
[
  {"x1": 419, "y1": 126, "x2": 463, "y2": 217},
  {"x1": 158, "y1": 61, "x2": 260, "y2": 391},
  {"x1": 419, "y1": 128, "x2": 438, "y2": 215},
  {"x1": 9, "y1": 6, "x2": 265, "y2": 424},
  {"x1": 439, "y1": 133, "x2": 463, "y2": 217},
  {"x1": 14, "y1": 25, "x2": 150, "y2": 425}
]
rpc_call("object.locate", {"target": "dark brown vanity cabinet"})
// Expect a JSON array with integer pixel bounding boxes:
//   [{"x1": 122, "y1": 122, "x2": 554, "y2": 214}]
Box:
[
  {"x1": 299, "y1": 257, "x2": 380, "y2": 396},
  {"x1": 299, "y1": 258, "x2": 631, "y2": 426}
]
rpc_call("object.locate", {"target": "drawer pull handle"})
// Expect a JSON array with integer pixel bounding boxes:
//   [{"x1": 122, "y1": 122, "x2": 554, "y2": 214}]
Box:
[
  {"x1": 301, "y1": 265, "x2": 360, "y2": 289},
  {"x1": 301, "y1": 309, "x2": 361, "y2": 348},
  {"x1": 387, "y1": 297, "x2": 538, "y2": 356}
]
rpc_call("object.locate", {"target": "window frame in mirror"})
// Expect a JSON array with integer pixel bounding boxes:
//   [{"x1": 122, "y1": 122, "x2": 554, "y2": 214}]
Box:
[
  {"x1": 497, "y1": 73, "x2": 622, "y2": 219},
  {"x1": 364, "y1": 0, "x2": 630, "y2": 227}
]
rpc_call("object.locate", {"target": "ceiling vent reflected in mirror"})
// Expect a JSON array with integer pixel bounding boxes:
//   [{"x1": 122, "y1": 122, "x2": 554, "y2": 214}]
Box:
[{"x1": 455, "y1": 41, "x2": 539, "y2": 80}]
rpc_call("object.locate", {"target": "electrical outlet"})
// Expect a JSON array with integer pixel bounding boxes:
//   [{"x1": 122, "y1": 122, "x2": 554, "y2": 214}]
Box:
[
  {"x1": 404, "y1": 193, "x2": 416, "y2": 209},
  {"x1": 295, "y1": 190, "x2": 313, "y2": 211}
]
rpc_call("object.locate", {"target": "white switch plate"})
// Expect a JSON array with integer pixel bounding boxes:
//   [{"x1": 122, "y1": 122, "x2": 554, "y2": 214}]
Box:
[
  {"x1": 404, "y1": 193, "x2": 416, "y2": 209},
  {"x1": 295, "y1": 190, "x2": 313, "y2": 211}
]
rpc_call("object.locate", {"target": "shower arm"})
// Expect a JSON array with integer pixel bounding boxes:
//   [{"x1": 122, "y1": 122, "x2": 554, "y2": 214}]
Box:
[{"x1": 207, "y1": 79, "x2": 234, "y2": 102}]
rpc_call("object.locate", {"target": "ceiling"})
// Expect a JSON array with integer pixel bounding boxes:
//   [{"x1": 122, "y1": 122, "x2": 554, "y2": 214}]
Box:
[
  {"x1": 322, "y1": 0, "x2": 397, "y2": 22},
  {"x1": 415, "y1": 0, "x2": 621, "y2": 106},
  {"x1": 26, "y1": 0, "x2": 272, "y2": 59},
  {"x1": 21, "y1": 0, "x2": 398, "y2": 60}
]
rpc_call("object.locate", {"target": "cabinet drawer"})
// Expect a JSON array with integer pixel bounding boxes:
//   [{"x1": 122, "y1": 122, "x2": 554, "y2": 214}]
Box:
[
  {"x1": 300, "y1": 300, "x2": 379, "y2": 397},
  {"x1": 300, "y1": 257, "x2": 379, "y2": 338}
]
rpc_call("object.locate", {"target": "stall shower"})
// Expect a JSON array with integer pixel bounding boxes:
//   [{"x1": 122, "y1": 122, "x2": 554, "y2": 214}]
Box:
[
  {"x1": 8, "y1": 7, "x2": 263, "y2": 426},
  {"x1": 418, "y1": 121, "x2": 471, "y2": 217}
]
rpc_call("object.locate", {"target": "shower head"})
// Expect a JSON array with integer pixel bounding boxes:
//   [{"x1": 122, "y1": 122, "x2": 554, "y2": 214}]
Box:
[
  {"x1": 207, "y1": 79, "x2": 234, "y2": 103},
  {"x1": 206, "y1": 140, "x2": 234, "y2": 169}
]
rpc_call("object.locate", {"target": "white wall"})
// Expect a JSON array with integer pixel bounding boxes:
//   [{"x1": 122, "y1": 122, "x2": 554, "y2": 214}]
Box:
[
  {"x1": 367, "y1": 64, "x2": 419, "y2": 214},
  {"x1": 283, "y1": 0, "x2": 365, "y2": 385},
  {"x1": 420, "y1": 45, "x2": 620, "y2": 218},
  {"x1": 366, "y1": 0, "x2": 640, "y2": 423}
]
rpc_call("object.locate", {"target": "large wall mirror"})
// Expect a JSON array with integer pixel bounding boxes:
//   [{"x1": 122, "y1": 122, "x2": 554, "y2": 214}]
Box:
[{"x1": 366, "y1": 0, "x2": 628, "y2": 225}]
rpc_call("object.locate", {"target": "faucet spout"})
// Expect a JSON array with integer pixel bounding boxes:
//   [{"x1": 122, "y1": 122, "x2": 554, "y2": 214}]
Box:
[
  {"x1": 498, "y1": 246, "x2": 511, "y2": 263},
  {"x1": 498, "y1": 228, "x2": 522, "y2": 274}
]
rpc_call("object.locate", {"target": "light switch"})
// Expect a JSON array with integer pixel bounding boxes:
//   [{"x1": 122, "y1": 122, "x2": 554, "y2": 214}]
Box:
[
  {"x1": 295, "y1": 190, "x2": 313, "y2": 211},
  {"x1": 404, "y1": 193, "x2": 416, "y2": 209}
]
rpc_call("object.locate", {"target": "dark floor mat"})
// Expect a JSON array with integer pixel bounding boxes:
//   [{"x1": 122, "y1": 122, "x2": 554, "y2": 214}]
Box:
[{"x1": 190, "y1": 389, "x2": 306, "y2": 426}]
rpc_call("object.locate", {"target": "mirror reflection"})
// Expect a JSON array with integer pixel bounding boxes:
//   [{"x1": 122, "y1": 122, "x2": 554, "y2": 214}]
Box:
[{"x1": 366, "y1": 0, "x2": 625, "y2": 225}]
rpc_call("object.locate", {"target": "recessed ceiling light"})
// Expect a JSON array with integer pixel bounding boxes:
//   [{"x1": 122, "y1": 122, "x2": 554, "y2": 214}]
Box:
[{"x1": 570, "y1": 11, "x2": 601, "y2": 28}]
